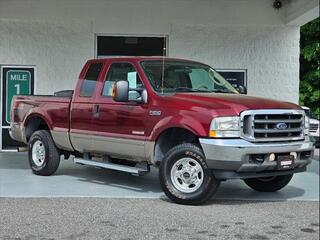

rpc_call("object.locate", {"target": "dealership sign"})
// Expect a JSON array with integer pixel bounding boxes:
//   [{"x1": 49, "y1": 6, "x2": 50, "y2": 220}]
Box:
[{"x1": 0, "y1": 65, "x2": 35, "y2": 151}]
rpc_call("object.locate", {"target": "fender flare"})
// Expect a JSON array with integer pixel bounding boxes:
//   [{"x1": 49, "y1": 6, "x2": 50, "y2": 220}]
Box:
[{"x1": 150, "y1": 115, "x2": 208, "y2": 142}]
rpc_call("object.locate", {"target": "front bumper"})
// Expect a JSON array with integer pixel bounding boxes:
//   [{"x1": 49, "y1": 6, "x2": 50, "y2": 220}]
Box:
[{"x1": 199, "y1": 137, "x2": 314, "y2": 179}]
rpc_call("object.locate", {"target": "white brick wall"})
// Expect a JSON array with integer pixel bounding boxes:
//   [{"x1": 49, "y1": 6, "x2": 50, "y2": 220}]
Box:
[
  {"x1": 0, "y1": 19, "x2": 93, "y2": 93},
  {"x1": 0, "y1": 0, "x2": 301, "y2": 103}
]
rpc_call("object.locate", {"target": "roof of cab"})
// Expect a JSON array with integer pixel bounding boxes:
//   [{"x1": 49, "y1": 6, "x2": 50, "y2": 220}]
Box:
[{"x1": 87, "y1": 56, "x2": 203, "y2": 64}]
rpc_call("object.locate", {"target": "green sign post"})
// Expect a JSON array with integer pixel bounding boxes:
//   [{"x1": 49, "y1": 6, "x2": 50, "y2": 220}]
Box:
[{"x1": 5, "y1": 70, "x2": 32, "y2": 124}]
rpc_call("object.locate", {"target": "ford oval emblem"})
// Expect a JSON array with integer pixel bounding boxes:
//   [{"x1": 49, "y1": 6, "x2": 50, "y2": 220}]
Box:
[{"x1": 276, "y1": 122, "x2": 288, "y2": 130}]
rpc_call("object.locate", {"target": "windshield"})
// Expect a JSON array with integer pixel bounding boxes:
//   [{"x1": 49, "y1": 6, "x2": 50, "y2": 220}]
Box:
[{"x1": 141, "y1": 61, "x2": 238, "y2": 94}]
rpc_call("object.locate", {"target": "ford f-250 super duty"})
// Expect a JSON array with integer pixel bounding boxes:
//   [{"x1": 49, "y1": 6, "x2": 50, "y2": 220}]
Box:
[{"x1": 10, "y1": 57, "x2": 315, "y2": 204}]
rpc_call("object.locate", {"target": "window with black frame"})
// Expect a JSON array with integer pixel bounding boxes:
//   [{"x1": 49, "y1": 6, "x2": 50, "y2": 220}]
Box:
[
  {"x1": 102, "y1": 63, "x2": 144, "y2": 100},
  {"x1": 80, "y1": 63, "x2": 103, "y2": 97},
  {"x1": 96, "y1": 36, "x2": 166, "y2": 57}
]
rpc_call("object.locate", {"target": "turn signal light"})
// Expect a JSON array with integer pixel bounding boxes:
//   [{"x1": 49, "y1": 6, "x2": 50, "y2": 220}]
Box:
[
  {"x1": 209, "y1": 130, "x2": 217, "y2": 137},
  {"x1": 112, "y1": 83, "x2": 116, "y2": 98}
]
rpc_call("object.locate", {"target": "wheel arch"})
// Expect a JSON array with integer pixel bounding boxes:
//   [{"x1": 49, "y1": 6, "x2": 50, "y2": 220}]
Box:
[
  {"x1": 24, "y1": 114, "x2": 51, "y2": 142},
  {"x1": 152, "y1": 127, "x2": 201, "y2": 164}
]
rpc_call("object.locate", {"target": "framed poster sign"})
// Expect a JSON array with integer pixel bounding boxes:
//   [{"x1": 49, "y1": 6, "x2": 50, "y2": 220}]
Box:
[{"x1": 216, "y1": 69, "x2": 247, "y2": 94}]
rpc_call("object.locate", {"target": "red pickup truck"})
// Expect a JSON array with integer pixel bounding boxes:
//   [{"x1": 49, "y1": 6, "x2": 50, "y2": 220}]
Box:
[{"x1": 10, "y1": 57, "x2": 314, "y2": 204}]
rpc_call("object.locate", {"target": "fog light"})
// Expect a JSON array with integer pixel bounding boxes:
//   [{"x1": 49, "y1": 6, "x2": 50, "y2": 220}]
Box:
[
  {"x1": 301, "y1": 151, "x2": 311, "y2": 159},
  {"x1": 269, "y1": 153, "x2": 276, "y2": 161},
  {"x1": 251, "y1": 154, "x2": 265, "y2": 164},
  {"x1": 290, "y1": 152, "x2": 297, "y2": 160}
]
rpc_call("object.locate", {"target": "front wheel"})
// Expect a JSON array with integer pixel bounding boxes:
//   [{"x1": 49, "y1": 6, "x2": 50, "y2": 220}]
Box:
[
  {"x1": 159, "y1": 143, "x2": 220, "y2": 205},
  {"x1": 243, "y1": 174, "x2": 293, "y2": 192}
]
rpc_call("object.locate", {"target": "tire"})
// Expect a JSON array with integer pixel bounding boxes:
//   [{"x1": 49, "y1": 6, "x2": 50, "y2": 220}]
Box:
[
  {"x1": 28, "y1": 130, "x2": 60, "y2": 176},
  {"x1": 243, "y1": 174, "x2": 293, "y2": 192},
  {"x1": 159, "y1": 143, "x2": 220, "y2": 205}
]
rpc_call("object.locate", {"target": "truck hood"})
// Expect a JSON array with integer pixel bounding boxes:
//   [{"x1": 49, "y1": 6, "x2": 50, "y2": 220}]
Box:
[{"x1": 170, "y1": 93, "x2": 301, "y2": 115}]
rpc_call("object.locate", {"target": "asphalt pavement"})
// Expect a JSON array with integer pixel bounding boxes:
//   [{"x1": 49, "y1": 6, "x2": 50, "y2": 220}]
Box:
[{"x1": 0, "y1": 198, "x2": 319, "y2": 240}]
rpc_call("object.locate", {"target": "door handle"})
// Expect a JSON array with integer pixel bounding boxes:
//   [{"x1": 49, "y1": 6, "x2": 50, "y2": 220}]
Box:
[{"x1": 92, "y1": 104, "x2": 100, "y2": 118}]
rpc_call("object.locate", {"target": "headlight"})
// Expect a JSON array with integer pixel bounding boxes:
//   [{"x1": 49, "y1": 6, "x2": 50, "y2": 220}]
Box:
[
  {"x1": 209, "y1": 116, "x2": 240, "y2": 138},
  {"x1": 304, "y1": 115, "x2": 310, "y2": 135}
]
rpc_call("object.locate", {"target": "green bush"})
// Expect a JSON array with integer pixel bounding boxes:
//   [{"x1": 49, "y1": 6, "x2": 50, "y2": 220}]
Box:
[{"x1": 299, "y1": 17, "x2": 320, "y2": 118}]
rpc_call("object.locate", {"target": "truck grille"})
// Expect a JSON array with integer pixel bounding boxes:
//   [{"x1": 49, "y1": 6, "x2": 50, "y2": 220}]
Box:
[
  {"x1": 310, "y1": 123, "x2": 319, "y2": 132},
  {"x1": 240, "y1": 109, "x2": 305, "y2": 142}
]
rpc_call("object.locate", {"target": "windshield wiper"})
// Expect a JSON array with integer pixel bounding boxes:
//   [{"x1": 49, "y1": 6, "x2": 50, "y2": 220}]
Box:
[
  {"x1": 172, "y1": 87, "x2": 234, "y2": 93},
  {"x1": 174, "y1": 87, "x2": 212, "y2": 93},
  {"x1": 211, "y1": 89, "x2": 235, "y2": 94},
  {"x1": 174, "y1": 87, "x2": 196, "y2": 92}
]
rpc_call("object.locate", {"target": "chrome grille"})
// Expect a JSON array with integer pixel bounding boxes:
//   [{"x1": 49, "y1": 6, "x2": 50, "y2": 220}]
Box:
[
  {"x1": 310, "y1": 123, "x2": 319, "y2": 132},
  {"x1": 240, "y1": 109, "x2": 305, "y2": 142}
]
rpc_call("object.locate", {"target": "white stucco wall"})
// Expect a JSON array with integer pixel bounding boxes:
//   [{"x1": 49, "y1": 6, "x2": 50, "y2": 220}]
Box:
[
  {"x1": 170, "y1": 24, "x2": 300, "y2": 102},
  {"x1": 0, "y1": 0, "x2": 301, "y2": 103}
]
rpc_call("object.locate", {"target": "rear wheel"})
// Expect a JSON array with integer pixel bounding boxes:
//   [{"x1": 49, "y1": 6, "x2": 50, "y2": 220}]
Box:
[
  {"x1": 243, "y1": 174, "x2": 293, "y2": 192},
  {"x1": 28, "y1": 130, "x2": 60, "y2": 176},
  {"x1": 159, "y1": 143, "x2": 220, "y2": 205}
]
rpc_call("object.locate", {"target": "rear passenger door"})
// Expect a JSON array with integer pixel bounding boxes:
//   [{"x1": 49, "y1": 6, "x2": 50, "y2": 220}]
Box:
[
  {"x1": 90, "y1": 62, "x2": 149, "y2": 161},
  {"x1": 70, "y1": 61, "x2": 104, "y2": 153}
]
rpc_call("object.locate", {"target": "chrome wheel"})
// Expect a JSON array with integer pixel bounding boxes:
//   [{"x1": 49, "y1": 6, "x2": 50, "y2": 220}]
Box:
[
  {"x1": 170, "y1": 158, "x2": 204, "y2": 193},
  {"x1": 31, "y1": 140, "x2": 46, "y2": 167}
]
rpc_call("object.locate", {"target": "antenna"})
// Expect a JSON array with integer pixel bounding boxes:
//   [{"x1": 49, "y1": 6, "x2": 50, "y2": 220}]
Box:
[{"x1": 161, "y1": 34, "x2": 166, "y2": 95}]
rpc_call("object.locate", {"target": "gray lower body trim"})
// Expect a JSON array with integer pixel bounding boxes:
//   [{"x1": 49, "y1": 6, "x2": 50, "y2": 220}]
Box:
[
  {"x1": 10, "y1": 123, "x2": 27, "y2": 143},
  {"x1": 51, "y1": 130, "x2": 74, "y2": 151},
  {"x1": 199, "y1": 138, "x2": 314, "y2": 172},
  {"x1": 70, "y1": 133, "x2": 154, "y2": 162},
  {"x1": 145, "y1": 141, "x2": 155, "y2": 164}
]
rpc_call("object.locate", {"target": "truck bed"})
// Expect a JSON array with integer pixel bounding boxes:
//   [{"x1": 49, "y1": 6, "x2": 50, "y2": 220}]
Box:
[{"x1": 11, "y1": 94, "x2": 72, "y2": 135}]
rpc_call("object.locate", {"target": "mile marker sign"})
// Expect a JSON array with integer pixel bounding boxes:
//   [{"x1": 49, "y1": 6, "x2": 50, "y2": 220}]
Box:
[
  {"x1": 6, "y1": 70, "x2": 32, "y2": 123},
  {"x1": 1, "y1": 66, "x2": 34, "y2": 126}
]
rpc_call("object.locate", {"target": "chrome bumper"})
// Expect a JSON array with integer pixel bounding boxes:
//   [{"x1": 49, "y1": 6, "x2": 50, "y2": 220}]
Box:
[{"x1": 199, "y1": 137, "x2": 314, "y2": 178}]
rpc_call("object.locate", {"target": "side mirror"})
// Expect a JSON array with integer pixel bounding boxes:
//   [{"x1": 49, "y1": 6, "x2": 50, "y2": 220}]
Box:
[
  {"x1": 113, "y1": 80, "x2": 148, "y2": 104},
  {"x1": 113, "y1": 80, "x2": 129, "y2": 102},
  {"x1": 130, "y1": 88, "x2": 148, "y2": 104},
  {"x1": 234, "y1": 84, "x2": 247, "y2": 94}
]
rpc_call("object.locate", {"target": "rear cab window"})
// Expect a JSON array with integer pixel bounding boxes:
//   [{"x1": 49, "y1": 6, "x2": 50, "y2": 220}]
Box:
[{"x1": 80, "y1": 62, "x2": 103, "y2": 97}]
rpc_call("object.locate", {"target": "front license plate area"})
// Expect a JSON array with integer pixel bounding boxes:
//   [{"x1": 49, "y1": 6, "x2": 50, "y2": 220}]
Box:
[{"x1": 277, "y1": 155, "x2": 294, "y2": 170}]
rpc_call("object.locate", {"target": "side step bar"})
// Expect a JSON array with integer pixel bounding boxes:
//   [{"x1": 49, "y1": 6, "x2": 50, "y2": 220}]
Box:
[{"x1": 73, "y1": 158, "x2": 150, "y2": 176}]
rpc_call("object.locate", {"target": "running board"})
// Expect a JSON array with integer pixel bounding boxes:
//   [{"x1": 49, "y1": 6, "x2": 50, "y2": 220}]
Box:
[{"x1": 73, "y1": 158, "x2": 150, "y2": 176}]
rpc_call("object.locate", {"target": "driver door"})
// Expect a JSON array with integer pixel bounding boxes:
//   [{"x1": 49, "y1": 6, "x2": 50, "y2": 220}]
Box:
[{"x1": 90, "y1": 62, "x2": 148, "y2": 161}]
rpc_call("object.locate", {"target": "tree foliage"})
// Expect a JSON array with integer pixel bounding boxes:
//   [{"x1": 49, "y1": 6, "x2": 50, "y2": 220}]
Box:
[{"x1": 299, "y1": 17, "x2": 320, "y2": 118}]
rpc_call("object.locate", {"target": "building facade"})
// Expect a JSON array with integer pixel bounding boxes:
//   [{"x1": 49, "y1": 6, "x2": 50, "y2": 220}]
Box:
[{"x1": 0, "y1": 0, "x2": 319, "y2": 103}]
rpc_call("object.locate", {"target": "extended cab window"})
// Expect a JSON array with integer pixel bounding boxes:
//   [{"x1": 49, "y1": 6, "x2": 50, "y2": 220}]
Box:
[
  {"x1": 80, "y1": 63, "x2": 103, "y2": 97},
  {"x1": 102, "y1": 63, "x2": 144, "y2": 100}
]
